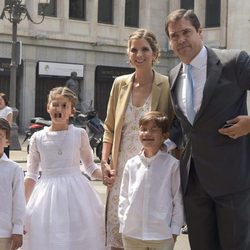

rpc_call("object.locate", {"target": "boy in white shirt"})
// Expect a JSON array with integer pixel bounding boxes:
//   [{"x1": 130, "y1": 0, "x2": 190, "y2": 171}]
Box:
[
  {"x1": 0, "y1": 118, "x2": 25, "y2": 250},
  {"x1": 118, "y1": 111, "x2": 184, "y2": 250}
]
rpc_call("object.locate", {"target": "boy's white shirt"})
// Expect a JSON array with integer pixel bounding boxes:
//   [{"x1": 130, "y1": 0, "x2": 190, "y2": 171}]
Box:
[
  {"x1": 118, "y1": 150, "x2": 184, "y2": 240},
  {"x1": 0, "y1": 153, "x2": 26, "y2": 237},
  {"x1": 164, "y1": 138, "x2": 177, "y2": 151}
]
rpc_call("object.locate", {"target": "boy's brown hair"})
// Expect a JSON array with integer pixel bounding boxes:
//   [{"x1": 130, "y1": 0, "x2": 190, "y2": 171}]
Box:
[
  {"x1": 0, "y1": 118, "x2": 11, "y2": 140},
  {"x1": 139, "y1": 111, "x2": 169, "y2": 133}
]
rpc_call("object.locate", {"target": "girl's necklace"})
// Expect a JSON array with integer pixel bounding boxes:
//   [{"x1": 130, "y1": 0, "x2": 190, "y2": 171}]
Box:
[{"x1": 46, "y1": 129, "x2": 68, "y2": 155}]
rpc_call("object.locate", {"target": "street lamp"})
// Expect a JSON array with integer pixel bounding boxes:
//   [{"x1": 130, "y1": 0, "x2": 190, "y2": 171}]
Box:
[{"x1": 0, "y1": 0, "x2": 49, "y2": 149}]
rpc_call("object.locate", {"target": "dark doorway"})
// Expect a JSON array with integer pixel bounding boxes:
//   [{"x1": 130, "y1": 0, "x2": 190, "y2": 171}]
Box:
[
  {"x1": 0, "y1": 58, "x2": 22, "y2": 121},
  {"x1": 35, "y1": 77, "x2": 67, "y2": 119},
  {"x1": 95, "y1": 66, "x2": 135, "y2": 121}
]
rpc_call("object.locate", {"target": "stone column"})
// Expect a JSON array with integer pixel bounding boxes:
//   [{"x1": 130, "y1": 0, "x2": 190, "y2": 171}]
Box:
[
  {"x1": 19, "y1": 58, "x2": 37, "y2": 132},
  {"x1": 10, "y1": 107, "x2": 21, "y2": 150},
  {"x1": 195, "y1": 0, "x2": 206, "y2": 28},
  {"x1": 82, "y1": 63, "x2": 95, "y2": 112}
]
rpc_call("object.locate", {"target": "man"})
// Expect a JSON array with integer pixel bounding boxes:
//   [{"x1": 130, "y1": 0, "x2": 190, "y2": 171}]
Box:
[
  {"x1": 166, "y1": 9, "x2": 250, "y2": 250},
  {"x1": 66, "y1": 71, "x2": 81, "y2": 110}
]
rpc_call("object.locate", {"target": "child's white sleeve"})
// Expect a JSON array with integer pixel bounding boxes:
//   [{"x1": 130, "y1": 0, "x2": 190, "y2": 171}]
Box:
[
  {"x1": 80, "y1": 128, "x2": 99, "y2": 177},
  {"x1": 118, "y1": 162, "x2": 130, "y2": 233},
  {"x1": 12, "y1": 166, "x2": 26, "y2": 235},
  {"x1": 171, "y1": 161, "x2": 185, "y2": 235},
  {"x1": 25, "y1": 133, "x2": 41, "y2": 182},
  {"x1": 164, "y1": 138, "x2": 177, "y2": 152}
]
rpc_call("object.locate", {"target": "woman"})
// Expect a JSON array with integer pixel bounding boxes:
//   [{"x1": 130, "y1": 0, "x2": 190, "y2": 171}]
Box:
[
  {"x1": 0, "y1": 93, "x2": 13, "y2": 157},
  {"x1": 101, "y1": 29, "x2": 174, "y2": 250}
]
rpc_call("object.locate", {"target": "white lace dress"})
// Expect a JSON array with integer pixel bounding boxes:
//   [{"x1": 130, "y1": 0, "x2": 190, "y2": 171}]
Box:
[
  {"x1": 22, "y1": 125, "x2": 105, "y2": 250},
  {"x1": 106, "y1": 95, "x2": 151, "y2": 248}
]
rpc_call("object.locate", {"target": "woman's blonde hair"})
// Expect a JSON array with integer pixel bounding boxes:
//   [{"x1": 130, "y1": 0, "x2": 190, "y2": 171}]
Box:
[{"x1": 127, "y1": 28, "x2": 160, "y2": 65}]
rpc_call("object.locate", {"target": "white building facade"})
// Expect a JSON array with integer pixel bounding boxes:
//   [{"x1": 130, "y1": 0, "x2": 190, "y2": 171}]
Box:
[{"x1": 0, "y1": 0, "x2": 249, "y2": 131}]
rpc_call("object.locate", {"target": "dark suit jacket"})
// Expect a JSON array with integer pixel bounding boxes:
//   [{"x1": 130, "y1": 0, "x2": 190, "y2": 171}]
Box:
[{"x1": 170, "y1": 47, "x2": 250, "y2": 197}]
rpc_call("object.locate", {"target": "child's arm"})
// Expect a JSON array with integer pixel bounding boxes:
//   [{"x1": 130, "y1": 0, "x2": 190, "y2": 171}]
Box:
[
  {"x1": 24, "y1": 133, "x2": 41, "y2": 202},
  {"x1": 6, "y1": 111, "x2": 13, "y2": 126},
  {"x1": 90, "y1": 168, "x2": 103, "y2": 180},
  {"x1": 118, "y1": 162, "x2": 130, "y2": 231},
  {"x1": 10, "y1": 234, "x2": 22, "y2": 250},
  {"x1": 24, "y1": 178, "x2": 36, "y2": 203},
  {"x1": 170, "y1": 161, "x2": 185, "y2": 237},
  {"x1": 80, "y1": 129, "x2": 102, "y2": 179},
  {"x1": 101, "y1": 142, "x2": 116, "y2": 188},
  {"x1": 80, "y1": 129, "x2": 116, "y2": 185},
  {"x1": 12, "y1": 166, "x2": 26, "y2": 239}
]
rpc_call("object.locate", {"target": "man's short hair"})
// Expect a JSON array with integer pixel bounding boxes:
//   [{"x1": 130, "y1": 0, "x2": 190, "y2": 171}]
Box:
[{"x1": 165, "y1": 9, "x2": 201, "y2": 37}]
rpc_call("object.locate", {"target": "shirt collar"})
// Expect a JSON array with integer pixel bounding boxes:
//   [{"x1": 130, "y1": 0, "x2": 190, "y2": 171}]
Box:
[
  {"x1": 0, "y1": 153, "x2": 11, "y2": 162},
  {"x1": 139, "y1": 150, "x2": 163, "y2": 165},
  {"x1": 189, "y1": 46, "x2": 207, "y2": 69}
]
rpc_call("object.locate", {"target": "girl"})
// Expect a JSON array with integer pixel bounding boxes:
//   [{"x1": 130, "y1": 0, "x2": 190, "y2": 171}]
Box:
[
  {"x1": 23, "y1": 87, "x2": 105, "y2": 250},
  {"x1": 0, "y1": 92, "x2": 13, "y2": 157}
]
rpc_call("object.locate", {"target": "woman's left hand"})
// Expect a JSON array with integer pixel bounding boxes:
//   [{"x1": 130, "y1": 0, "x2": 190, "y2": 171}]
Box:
[{"x1": 101, "y1": 161, "x2": 116, "y2": 190}]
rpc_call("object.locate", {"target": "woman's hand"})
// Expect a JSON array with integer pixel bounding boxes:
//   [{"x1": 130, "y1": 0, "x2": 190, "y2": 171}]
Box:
[{"x1": 101, "y1": 161, "x2": 116, "y2": 190}]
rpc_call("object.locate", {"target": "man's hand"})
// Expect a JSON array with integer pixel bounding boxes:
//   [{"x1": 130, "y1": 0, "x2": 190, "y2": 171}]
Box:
[
  {"x1": 10, "y1": 234, "x2": 23, "y2": 250},
  {"x1": 218, "y1": 115, "x2": 250, "y2": 139},
  {"x1": 101, "y1": 161, "x2": 116, "y2": 190}
]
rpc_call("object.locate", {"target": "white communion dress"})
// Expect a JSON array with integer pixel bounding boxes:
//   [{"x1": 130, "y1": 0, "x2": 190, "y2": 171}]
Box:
[{"x1": 22, "y1": 125, "x2": 105, "y2": 250}]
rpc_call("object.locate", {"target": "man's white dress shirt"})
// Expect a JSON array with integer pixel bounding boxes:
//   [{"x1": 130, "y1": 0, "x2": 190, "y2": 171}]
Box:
[
  {"x1": 165, "y1": 46, "x2": 207, "y2": 150},
  {"x1": 176, "y1": 46, "x2": 207, "y2": 116},
  {"x1": 0, "y1": 154, "x2": 25, "y2": 237},
  {"x1": 118, "y1": 150, "x2": 184, "y2": 240}
]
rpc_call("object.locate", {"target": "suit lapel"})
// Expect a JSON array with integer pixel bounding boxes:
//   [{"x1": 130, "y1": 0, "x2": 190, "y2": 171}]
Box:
[
  {"x1": 151, "y1": 71, "x2": 163, "y2": 110},
  {"x1": 169, "y1": 63, "x2": 182, "y2": 110},
  {"x1": 115, "y1": 73, "x2": 134, "y2": 122},
  {"x1": 195, "y1": 48, "x2": 222, "y2": 121},
  {"x1": 170, "y1": 63, "x2": 182, "y2": 91},
  {"x1": 170, "y1": 63, "x2": 189, "y2": 122}
]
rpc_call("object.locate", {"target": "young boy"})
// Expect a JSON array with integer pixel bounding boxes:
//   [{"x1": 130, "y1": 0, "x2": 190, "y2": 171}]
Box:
[
  {"x1": 0, "y1": 118, "x2": 25, "y2": 250},
  {"x1": 118, "y1": 111, "x2": 184, "y2": 250}
]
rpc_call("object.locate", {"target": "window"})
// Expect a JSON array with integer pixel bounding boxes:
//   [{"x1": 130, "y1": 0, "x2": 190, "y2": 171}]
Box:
[
  {"x1": 125, "y1": 0, "x2": 139, "y2": 27},
  {"x1": 205, "y1": 0, "x2": 221, "y2": 27},
  {"x1": 180, "y1": 0, "x2": 194, "y2": 10},
  {"x1": 69, "y1": 0, "x2": 86, "y2": 20},
  {"x1": 38, "y1": 0, "x2": 57, "y2": 17},
  {"x1": 98, "y1": 0, "x2": 113, "y2": 24}
]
